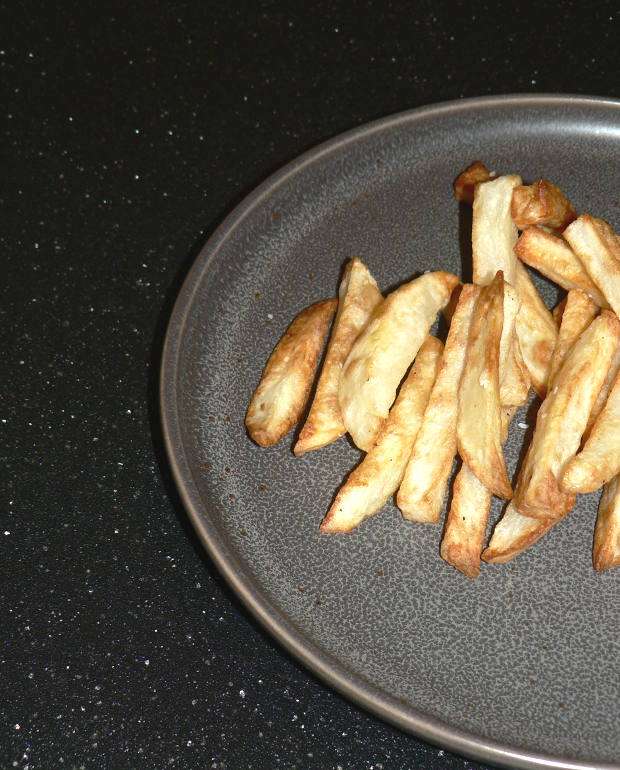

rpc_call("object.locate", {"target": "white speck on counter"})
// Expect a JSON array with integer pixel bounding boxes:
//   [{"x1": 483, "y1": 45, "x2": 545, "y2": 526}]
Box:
[{"x1": 518, "y1": 422, "x2": 528, "y2": 429}]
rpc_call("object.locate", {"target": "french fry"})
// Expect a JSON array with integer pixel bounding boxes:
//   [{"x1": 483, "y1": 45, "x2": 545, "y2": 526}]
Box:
[
  {"x1": 515, "y1": 226, "x2": 608, "y2": 307},
  {"x1": 397, "y1": 285, "x2": 478, "y2": 523},
  {"x1": 561, "y1": 369, "x2": 620, "y2": 494},
  {"x1": 546, "y1": 289, "x2": 598, "y2": 389},
  {"x1": 472, "y1": 175, "x2": 522, "y2": 286},
  {"x1": 245, "y1": 299, "x2": 337, "y2": 446},
  {"x1": 514, "y1": 261, "x2": 558, "y2": 398},
  {"x1": 440, "y1": 464, "x2": 492, "y2": 578},
  {"x1": 514, "y1": 311, "x2": 620, "y2": 520},
  {"x1": 552, "y1": 296, "x2": 567, "y2": 326},
  {"x1": 453, "y1": 161, "x2": 492, "y2": 204},
  {"x1": 294, "y1": 258, "x2": 382, "y2": 456},
  {"x1": 339, "y1": 270, "x2": 459, "y2": 451},
  {"x1": 500, "y1": 332, "x2": 531, "y2": 408},
  {"x1": 511, "y1": 179, "x2": 577, "y2": 232},
  {"x1": 320, "y1": 336, "x2": 443, "y2": 533},
  {"x1": 501, "y1": 406, "x2": 518, "y2": 444},
  {"x1": 481, "y1": 502, "x2": 559, "y2": 564},
  {"x1": 563, "y1": 214, "x2": 620, "y2": 317},
  {"x1": 585, "y1": 343, "x2": 620, "y2": 438},
  {"x1": 498, "y1": 282, "x2": 521, "y2": 383},
  {"x1": 457, "y1": 272, "x2": 513, "y2": 499},
  {"x1": 593, "y1": 475, "x2": 620, "y2": 571}
]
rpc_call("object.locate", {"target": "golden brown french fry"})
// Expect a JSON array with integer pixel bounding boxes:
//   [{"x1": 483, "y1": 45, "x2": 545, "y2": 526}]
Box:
[
  {"x1": 498, "y1": 282, "x2": 521, "y2": 383},
  {"x1": 593, "y1": 475, "x2": 620, "y2": 571},
  {"x1": 320, "y1": 336, "x2": 443, "y2": 533},
  {"x1": 514, "y1": 311, "x2": 620, "y2": 520},
  {"x1": 246, "y1": 299, "x2": 337, "y2": 446},
  {"x1": 515, "y1": 226, "x2": 608, "y2": 307},
  {"x1": 472, "y1": 175, "x2": 522, "y2": 286},
  {"x1": 511, "y1": 179, "x2": 577, "y2": 232},
  {"x1": 514, "y1": 261, "x2": 558, "y2": 398},
  {"x1": 547, "y1": 289, "x2": 598, "y2": 389},
  {"x1": 563, "y1": 214, "x2": 620, "y2": 317},
  {"x1": 500, "y1": 333, "x2": 531, "y2": 408},
  {"x1": 442, "y1": 292, "x2": 527, "y2": 577},
  {"x1": 585, "y1": 343, "x2": 620, "y2": 438},
  {"x1": 339, "y1": 271, "x2": 459, "y2": 451},
  {"x1": 397, "y1": 285, "x2": 479, "y2": 523},
  {"x1": 561, "y1": 370, "x2": 620, "y2": 494},
  {"x1": 453, "y1": 161, "x2": 492, "y2": 204},
  {"x1": 294, "y1": 258, "x2": 382, "y2": 456},
  {"x1": 481, "y1": 502, "x2": 559, "y2": 564},
  {"x1": 552, "y1": 296, "x2": 567, "y2": 326},
  {"x1": 440, "y1": 464, "x2": 493, "y2": 578},
  {"x1": 457, "y1": 272, "x2": 512, "y2": 499},
  {"x1": 500, "y1": 406, "x2": 518, "y2": 444}
]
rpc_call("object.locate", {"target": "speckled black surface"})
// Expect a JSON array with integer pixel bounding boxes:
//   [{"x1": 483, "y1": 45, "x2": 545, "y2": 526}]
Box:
[{"x1": 3, "y1": 2, "x2": 619, "y2": 769}]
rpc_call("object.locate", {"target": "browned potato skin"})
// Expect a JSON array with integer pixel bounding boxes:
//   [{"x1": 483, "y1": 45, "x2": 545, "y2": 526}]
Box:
[
  {"x1": 547, "y1": 289, "x2": 598, "y2": 390},
  {"x1": 481, "y1": 502, "x2": 560, "y2": 564},
  {"x1": 294, "y1": 258, "x2": 382, "y2": 456},
  {"x1": 593, "y1": 476, "x2": 620, "y2": 571},
  {"x1": 457, "y1": 272, "x2": 513, "y2": 499},
  {"x1": 585, "y1": 343, "x2": 620, "y2": 440},
  {"x1": 513, "y1": 261, "x2": 558, "y2": 398},
  {"x1": 440, "y1": 464, "x2": 492, "y2": 578},
  {"x1": 245, "y1": 298, "x2": 337, "y2": 447},
  {"x1": 513, "y1": 310, "x2": 620, "y2": 520},
  {"x1": 561, "y1": 369, "x2": 620, "y2": 494},
  {"x1": 453, "y1": 161, "x2": 492, "y2": 204},
  {"x1": 511, "y1": 179, "x2": 577, "y2": 232},
  {"x1": 515, "y1": 226, "x2": 608, "y2": 308},
  {"x1": 563, "y1": 214, "x2": 620, "y2": 318}
]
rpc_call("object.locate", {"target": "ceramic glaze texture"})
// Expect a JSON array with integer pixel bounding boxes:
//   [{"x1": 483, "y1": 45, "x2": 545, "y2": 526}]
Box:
[{"x1": 163, "y1": 97, "x2": 620, "y2": 769}]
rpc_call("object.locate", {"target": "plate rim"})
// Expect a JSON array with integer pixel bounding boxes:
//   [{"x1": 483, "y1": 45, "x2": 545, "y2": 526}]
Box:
[{"x1": 160, "y1": 94, "x2": 620, "y2": 770}]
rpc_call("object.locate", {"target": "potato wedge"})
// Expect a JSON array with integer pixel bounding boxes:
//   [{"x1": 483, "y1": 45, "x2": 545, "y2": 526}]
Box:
[
  {"x1": 514, "y1": 310, "x2": 620, "y2": 520},
  {"x1": 585, "y1": 342, "x2": 620, "y2": 438},
  {"x1": 563, "y1": 214, "x2": 620, "y2": 317},
  {"x1": 472, "y1": 175, "x2": 522, "y2": 286},
  {"x1": 339, "y1": 271, "x2": 459, "y2": 451},
  {"x1": 320, "y1": 336, "x2": 443, "y2": 533},
  {"x1": 561, "y1": 370, "x2": 620, "y2": 494},
  {"x1": 515, "y1": 226, "x2": 608, "y2": 307},
  {"x1": 500, "y1": 330, "x2": 531, "y2": 409},
  {"x1": 440, "y1": 463, "x2": 493, "y2": 578},
  {"x1": 498, "y1": 282, "x2": 521, "y2": 384},
  {"x1": 481, "y1": 502, "x2": 559, "y2": 564},
  {"x1": 514, "y1": 261, "x2": 558, "y2": 398},
  {"x1": 593, "y1": 475, "x2": 620, "y2": 571},
  {"x1": 547, "y1": 289, "x2": 598, "y2": 389},
  {"x1": 453, "y1": 161, "x2": 492, "y2": 204},
  {"x1": 501, "y1": 406, "x2": 518, "y2": 444},
  {"x1": 457, "y1": 272, "x2": 512, "y2": 499},
  {"x1": 294, "y1": 258, "x2": 382, "y2": 456},
  {"x1": 397, "y1": 284, "x2": 479, "y2": 523},
  {"x1": 511, "y1": 179, "x2": 577, "y2": 232},
  {"x1": 442, "y1": 306, "x2": 526, "y2": 577},
  {"x1": 552, "y1": 296, "x2": 567, "y2": 326},
  {"x1": 246, "y1": 298, "x2": 337, "y2": 446}
]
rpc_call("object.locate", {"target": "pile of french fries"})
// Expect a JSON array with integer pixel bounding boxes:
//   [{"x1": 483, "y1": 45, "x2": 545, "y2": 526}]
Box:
[{"x1": 245, "y1": 161, "x2": 620, "y2": 577}]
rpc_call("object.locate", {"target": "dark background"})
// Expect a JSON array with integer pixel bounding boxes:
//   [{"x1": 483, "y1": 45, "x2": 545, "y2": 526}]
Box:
[{"x1": 2, "y1": 1, "x2": 618, "y2": 768}]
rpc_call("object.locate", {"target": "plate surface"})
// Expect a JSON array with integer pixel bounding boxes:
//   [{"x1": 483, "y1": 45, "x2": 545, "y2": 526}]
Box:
[{"x1": 161, "y1": 95, "x2": 620, "y2": 769}]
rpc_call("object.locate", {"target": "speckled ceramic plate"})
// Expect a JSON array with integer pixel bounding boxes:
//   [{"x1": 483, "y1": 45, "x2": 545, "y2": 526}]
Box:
[{"x1": 161, "y1": 95, "x2": 620, "y2": 770}]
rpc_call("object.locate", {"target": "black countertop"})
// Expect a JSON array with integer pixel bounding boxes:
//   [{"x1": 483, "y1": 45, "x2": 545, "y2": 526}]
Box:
[{"x1": 3, "y1": 2, "x2": 618, "y2": 768}]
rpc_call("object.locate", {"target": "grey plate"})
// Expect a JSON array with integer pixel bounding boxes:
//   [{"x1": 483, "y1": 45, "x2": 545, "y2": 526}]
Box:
[{"x1": 161, "y1": 95, "x2": 620, "y2": 770}]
